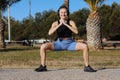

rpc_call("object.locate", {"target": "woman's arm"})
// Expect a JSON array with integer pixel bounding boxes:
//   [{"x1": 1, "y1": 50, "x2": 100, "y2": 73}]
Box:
[
  {"x1": 48, "y1": 21, "x2": 62, "y2": 35},
  {"x1": 63, "y1": 20, "x2": 78, "y2": 34}
]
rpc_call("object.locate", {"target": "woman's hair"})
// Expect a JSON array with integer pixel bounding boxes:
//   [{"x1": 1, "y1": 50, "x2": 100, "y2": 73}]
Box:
[{"x1": 57, "y1": 5, "x2": 70, "y2": 16}]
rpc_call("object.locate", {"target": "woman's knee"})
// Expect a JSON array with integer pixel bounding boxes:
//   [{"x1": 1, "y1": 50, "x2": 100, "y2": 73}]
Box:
[
  {"x1": 76, "y1": 43, "x2": 88, "y2": 50},
  {"x1": 82, "y1": 43, "x2": 89, "y2": 50},
  {"x1": 40, "y1": 43, "x2": 53, "y2": 50},
  {"x1": 40, "y1": 44, "x2": 47, "y2": 50}
]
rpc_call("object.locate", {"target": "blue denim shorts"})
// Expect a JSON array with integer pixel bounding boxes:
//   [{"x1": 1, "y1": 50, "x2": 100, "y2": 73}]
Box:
[{"x1": 53, "y1": 38, "x2": 76, "y2": 51}]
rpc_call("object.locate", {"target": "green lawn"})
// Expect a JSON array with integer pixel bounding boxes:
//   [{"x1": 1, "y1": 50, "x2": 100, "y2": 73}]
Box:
[{"x1": 0, "y1": 46, "x2": 120, "y2": 69}]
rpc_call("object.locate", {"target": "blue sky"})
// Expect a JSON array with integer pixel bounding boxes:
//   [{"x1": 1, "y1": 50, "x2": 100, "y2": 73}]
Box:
[{"x1": 3, "y1": 0, "x2": 120, "y2": 21}]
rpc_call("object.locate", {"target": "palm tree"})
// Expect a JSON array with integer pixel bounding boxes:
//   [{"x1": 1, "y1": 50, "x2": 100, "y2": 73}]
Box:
[
  {"x1": 84, "y1": 0, "x2": 105, "y2": 50},
  {"x1": 0, "y1": 0, "x2": 21, "y2": 48},
  {"x1": 62, "y1": 0, "x2": 69, "y2": 9}
]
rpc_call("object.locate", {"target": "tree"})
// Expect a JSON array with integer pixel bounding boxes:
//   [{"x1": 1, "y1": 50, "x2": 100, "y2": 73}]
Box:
[
  {"x1": 70, "y1": 8, "x2": 89, "y2": 39},
  {"x1": 0, "y1": 0, "x2": 21, "y2": 48},
  {"x1": 108, "y1": 3, "x2": 120, "y2": 40},
  {"x1": 40, "y1": 10, "x2": 58, "y2": 40},
  {"x1": 62, "y1": 0, "x2": 69, "y2": 9},
  {"x1": 99, "y1": 2, "x2": 120, "y2": 40},
  {"x1": 99, "y1": 4, "x2": 111, "y2": 39},
  {"x1": 84, "y1": 0, "x2": 105, "y2": 50}
]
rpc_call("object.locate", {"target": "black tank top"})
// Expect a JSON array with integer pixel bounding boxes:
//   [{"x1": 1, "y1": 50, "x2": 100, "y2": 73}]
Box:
[{"x1": 57, "y1": 19, "x2": 72, "y2": 38}]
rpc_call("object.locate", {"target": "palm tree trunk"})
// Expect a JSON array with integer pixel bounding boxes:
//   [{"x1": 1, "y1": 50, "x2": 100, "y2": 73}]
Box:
[
  {"x1": 62, "y1": 0, "x2": 69, "y2": 9},
  {"x1": 86, "y1": 12, "x2": 102, "y2": 50},
  {"x1": 0, "y1": 11, "x2": 5, "y2": 48}
]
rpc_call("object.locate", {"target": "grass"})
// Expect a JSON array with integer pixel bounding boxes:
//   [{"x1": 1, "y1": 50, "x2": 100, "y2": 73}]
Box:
[{"x1": 0, "y1": 46, "x2": 120, "y2": 69}]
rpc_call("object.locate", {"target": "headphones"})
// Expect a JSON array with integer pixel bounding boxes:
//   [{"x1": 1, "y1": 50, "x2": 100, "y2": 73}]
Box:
[{"x1": 57, "y1": 6, "x2": 70, "y2": 16}]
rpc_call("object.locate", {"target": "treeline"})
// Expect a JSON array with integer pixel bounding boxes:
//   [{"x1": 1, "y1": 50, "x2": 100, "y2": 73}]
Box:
[{"x1": 4, "y1": 2, "x2": 120, "y2": 41}]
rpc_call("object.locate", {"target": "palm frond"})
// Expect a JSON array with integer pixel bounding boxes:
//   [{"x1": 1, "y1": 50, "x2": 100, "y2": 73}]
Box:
[
  {"x1": 84, "y1": 0, "x2": 106, "y2": 12},
  {"x1": 0, "y1": 0, "x2": 7, "y2": 11},
  {"x1": 8, "y1": 0, "x2": 21, "y2": 6},
  {"x1": 0, "y1": 0, "x2": 21, "y2": 12}
]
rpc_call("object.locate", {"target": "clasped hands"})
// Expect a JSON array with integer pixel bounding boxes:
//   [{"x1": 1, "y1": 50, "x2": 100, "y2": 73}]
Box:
[{"x1": 59, "y1": 20, "x2": 68, "y2": 26}]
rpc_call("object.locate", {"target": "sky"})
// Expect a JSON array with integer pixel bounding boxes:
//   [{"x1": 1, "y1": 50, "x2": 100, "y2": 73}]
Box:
[{"x1": 3, "y1": 0, "x2": 120, "y2": 21}]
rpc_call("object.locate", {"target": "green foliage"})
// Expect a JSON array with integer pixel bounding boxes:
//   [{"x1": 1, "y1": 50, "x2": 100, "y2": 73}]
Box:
[
  {"x1": 70, "y1": 8, "x2": 89, "y2": 39},
  {"x1": 40, "y1": 10, "x2": 58, "y2": 40},
  {"x1": 99, "y1": 2, "x2": 120, "y2": 40},
  {"x1": 4, "y1": 3, "x2": 120, "y2": 41},
  {"x1": 11, "y1": 19, "x2": 24, "y2": 40}
]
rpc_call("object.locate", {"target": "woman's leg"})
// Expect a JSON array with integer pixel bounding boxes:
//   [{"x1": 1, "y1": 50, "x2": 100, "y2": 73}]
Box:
[
  {"x1": 40, "y1": 43, "x2": 54, "y2": 66},
  {"x1": 35, "y1": 43, "x2": 54, "y2": 72},
  {"x1": 75, "y1": 42, "x2": 89, "y2": 66},
  {"x1": 75, "y1": 42, "x2": 96, "y2": 72}
]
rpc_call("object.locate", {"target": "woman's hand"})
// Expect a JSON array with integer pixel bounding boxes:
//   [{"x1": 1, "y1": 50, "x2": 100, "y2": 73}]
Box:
[{"x1": 59, "y1": 19, "x2": 67, "y2": 24}]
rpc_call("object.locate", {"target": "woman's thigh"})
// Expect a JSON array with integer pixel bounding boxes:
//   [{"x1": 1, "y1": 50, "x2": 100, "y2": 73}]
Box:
[
  {"x1": 41, "y1": 43, "x2": 54, "y2": 50},
  {"x1": 75, "y1": 42, "x2": 88, "y2": 50}
]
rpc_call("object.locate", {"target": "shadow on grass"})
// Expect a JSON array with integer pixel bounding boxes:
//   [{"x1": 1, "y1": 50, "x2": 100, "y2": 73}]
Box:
[
  {"x1": 0, "y1": 46, "x2": 39, "y2": 52},
  {"x1": 103, "y1": 47, "x2": 120, "y2": 50}
]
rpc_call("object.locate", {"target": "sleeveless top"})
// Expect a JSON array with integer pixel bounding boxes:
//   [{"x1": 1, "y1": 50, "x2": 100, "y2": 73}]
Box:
[{"x1": 57, "y1": 19, "x2": 72, "y2": 38}]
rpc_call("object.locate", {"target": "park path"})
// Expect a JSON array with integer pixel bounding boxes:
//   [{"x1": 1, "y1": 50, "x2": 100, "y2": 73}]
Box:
[{"x1": 0, "y1": 68, "x2": 120, "y2": 80}]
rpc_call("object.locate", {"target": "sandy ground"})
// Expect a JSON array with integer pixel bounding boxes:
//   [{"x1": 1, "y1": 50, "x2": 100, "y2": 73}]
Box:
[{"x1": 0, "y1": 68, "x2": 120, "y2": 80}]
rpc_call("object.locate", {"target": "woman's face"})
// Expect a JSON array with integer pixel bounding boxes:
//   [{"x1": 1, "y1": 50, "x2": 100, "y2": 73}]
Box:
[{"x1": 59, "y1": 8, "x2": 68, "y2": 20}]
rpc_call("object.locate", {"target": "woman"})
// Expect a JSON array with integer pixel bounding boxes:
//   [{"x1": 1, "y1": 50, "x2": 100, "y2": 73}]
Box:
[{"x1": 35, "y1": 6, "x2": 96, "y2": 72}]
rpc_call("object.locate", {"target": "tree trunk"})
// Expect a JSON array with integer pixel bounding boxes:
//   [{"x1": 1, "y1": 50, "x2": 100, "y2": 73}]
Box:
[
  {"x1": 0, "y1": 14, "x2": 5, "y2": 48},
  {"x1": 62, "y1": 0, "x2": 69, "y2": 9},
  {"x1": 86, "y1": 12, "x2": 102, "y2": 50}
]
